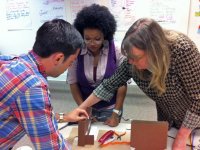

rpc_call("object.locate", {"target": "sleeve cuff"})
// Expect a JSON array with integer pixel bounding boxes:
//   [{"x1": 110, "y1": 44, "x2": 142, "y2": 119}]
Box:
[
  {"x1": 182, "y1": 110, "x2": 200, "y2": 130},
  {"x1": 93, "y1": 84, "x2": 114, "y2": 102}
]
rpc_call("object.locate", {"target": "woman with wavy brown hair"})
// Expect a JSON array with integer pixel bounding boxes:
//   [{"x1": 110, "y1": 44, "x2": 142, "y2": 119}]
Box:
[{"x1": 78, "y1": 18, "x2": 200, "y2": 149}]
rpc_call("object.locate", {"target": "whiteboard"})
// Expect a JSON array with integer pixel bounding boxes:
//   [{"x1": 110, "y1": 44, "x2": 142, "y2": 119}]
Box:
[
  {"x1": 0, "y1": 0, "x2": 197, "y2": 81},
  {"x1": 0, "y1": 0, "x2": 67, "y2": 55},
  {"x1": 112, "y1": 0, "x2": 191, "y2": 47},
  {"x1": 0, "y1": 0, "x2": 192, "y2": 54},
  {"x1": 66, "y1": 0, "x2": 191, "y2": 48}
]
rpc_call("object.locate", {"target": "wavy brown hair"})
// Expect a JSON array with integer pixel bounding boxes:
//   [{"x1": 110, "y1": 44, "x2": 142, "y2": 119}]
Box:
[{"x1": 121, "y1": 18, "x2": 171, "y2": 95}]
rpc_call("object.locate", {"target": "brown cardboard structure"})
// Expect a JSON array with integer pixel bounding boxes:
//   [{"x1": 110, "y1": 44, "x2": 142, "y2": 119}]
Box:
[
  {"x1": 130, "y1": 120, "x2": 169, "y2": 150},
  {"x1": 78, "y1": 107, "x2": 94, "y2": 146},
  {"x1": 68, "y1": 127, "x2": 131, "y2": 150}
]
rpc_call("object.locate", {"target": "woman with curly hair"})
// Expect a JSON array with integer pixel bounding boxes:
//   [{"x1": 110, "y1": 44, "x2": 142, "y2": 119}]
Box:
[{"x1": 67, "y1": 4, "x2": 127, "y2": 127}]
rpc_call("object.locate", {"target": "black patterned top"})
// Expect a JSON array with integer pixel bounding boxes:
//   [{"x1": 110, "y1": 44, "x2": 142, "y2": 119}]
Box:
[{"x1": 93, "y1": 33, "x2": 200, "y2": 130}]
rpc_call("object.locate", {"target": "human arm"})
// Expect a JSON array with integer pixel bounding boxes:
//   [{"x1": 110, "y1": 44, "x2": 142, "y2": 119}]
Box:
[
  {"x1": 172, "y1": 34, "x2": 200, "y2": 149},
  {"x1": 69, "y1": 83, "x2": 84, "y2": 105},
  {"x1": 12, "y1": 85, "x2": 70, "y2": 149},
  {"x1": 104, "y1": 46, "x2": 127, "y2": 126},
  {"x1": 79, "y1": 59, "x2": 132, "y2": 110},
  {"x1": 172, "y1": 127, "x2": 191, "y2": 149},
  {"x1": 55, "y1": 107, "x2": 89, "y2": 122},
  {"x1": 78, "y1": 93, "x2": 101, "y2": 109},
  {"x1": 104, "y1": 85, "x2": 127, "y2": 127},
  {"x1": 67, "y1": 59, "x2": 84, "y2": 106}
]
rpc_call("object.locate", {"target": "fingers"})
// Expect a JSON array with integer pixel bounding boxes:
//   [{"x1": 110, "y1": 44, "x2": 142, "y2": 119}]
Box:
[
  {"x1": 104, "y1": 119, "x2": 111, "y2": 126},
  {"x1": 78, "y1": 116, "x2": 88, "y2": 120},
  {"x1": 76, "y1": 108, "x2": 89, "y2": 118},
  {"x1": 64, "y1": 108, "x2": 89, "y2": 122},
  {"x1": 104, "y1": 118, "x2": 110, "y2": 125},
  {"x1": 91, "y1": 117, "x2": 98, "y2": 123},
  {"x1": 104, "y1": 117, "x2": 119, "y2": 127}
]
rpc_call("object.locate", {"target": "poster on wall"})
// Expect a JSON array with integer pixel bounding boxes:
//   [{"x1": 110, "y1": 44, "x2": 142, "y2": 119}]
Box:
[
  {"x1": 144, "y1": 0, "x2": 190, "y2": 33},
  {"x1": 70, "y1": 0, "x2": 96, "y2": 22},
  {"x1": 109, "y1": 0, "x2": 190, "y2": 34},
  {"x1": 39, "y1": 0, "x2": 66, "y2": 23},
  {"x1": 69, "y1": 0, "x2": 109, "y2": 23},
  {"x1": 6, "y1": 0, "x2": 32, "y2": 30},
  {"x1": 188, "y1": 0, "x2": 200, "y2": 50},
  {"x1": 108, "y1": 0, "x2": 191, "y2": 49},
  {"x1": 109, "y1": 0, "x2": 136, "y2": 31}
]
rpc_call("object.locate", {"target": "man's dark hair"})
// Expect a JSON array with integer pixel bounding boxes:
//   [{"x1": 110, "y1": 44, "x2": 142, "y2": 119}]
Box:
[
  {"x1": 73, "y1": 4, "x2": 116, "y2": 41},
  {"x1": 33, "y1": 19, "x2": 83, "y2": 59}
]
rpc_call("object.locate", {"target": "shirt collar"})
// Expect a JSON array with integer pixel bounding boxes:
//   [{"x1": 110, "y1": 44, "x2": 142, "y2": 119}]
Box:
[{"x1": 28, "y1": 50, "x2": 47, "y2": 78}]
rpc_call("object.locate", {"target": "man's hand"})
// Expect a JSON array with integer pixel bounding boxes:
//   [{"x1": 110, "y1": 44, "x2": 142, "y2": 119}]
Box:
[
  {"x1": 104, "y1": 113, "x2": 119, "y2": 127},
  {"x1": 66, "y1": 108, "x2": 89, "y2": 122},
  {"x1": 57, "y1": 108, "x2": 89, "y2": 123},
  {"x1": 172, "y1": 126, "x2": 191, "y2": 150}
]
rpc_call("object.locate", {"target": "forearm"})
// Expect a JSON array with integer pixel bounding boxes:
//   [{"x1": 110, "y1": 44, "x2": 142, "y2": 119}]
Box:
[
  {"x1": 79, "y1": 93, "x2": 101, "y2": 109},
  {"x1": 176, "y1": 126, "x2": 192, "y2": 139},
  {"x1": 114, "y1": 85, "x2": 127, "y2": 110},
  {"x1": 104, "y1": 85, "x2": 127, "y2": 127},
  {"x1": 93, "y1": 59, "x2": 131, "y2": 101},
  {"x1": 172, "y1": 126, "x2": 192, "y2": 149},
  {"x1": 70, "y1": 83, "x2": 83, "y2": 105}
]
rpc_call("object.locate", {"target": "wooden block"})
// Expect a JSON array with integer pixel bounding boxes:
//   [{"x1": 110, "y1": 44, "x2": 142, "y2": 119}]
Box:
[
  {"x1": 68, "y1": 128, "x2": 131, "y2": 150},
  {"x1": 78, "y1": 107, "x2": 94, "y2": 146}
]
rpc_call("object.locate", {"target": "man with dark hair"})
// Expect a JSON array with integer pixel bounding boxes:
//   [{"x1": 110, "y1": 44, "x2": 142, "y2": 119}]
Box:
[{"x1": 0, "y1": 19, "x2": 88, "y2": 150}]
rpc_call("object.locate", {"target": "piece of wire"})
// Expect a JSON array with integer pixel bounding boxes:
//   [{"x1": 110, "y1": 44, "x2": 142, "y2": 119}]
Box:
[
  {"x1": 189, "y1": 133, "x2": 193, "y2": 150},
  {"x1": 100, "y1": 141, "x2": 130, "y2": 147},
  {"x1": 59, "y1": 122, "x2": 69, "y2": 130},
  {"x1": 168, "y1": 135, "x2": 195, "y2": 148},
  {"x1": 121, "y1": 116, "x2": 133, "y2": 122}
]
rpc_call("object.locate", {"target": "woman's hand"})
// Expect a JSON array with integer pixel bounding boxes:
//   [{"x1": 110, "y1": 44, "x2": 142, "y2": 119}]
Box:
[
  {"x1": 104, "y1": 113, "x2": 120, "y2": 127},
  {"x1": 172, "y1": 127, "x2": 191, "y2": 150},
  {"x1": 172, "y1": 135, "x2": 187, "y2": 150}
]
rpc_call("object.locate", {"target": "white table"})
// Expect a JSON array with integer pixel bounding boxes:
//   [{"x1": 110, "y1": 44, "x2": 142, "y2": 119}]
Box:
[{"x1": 13, "y1": 122, "x2": 199, "y2": 150}]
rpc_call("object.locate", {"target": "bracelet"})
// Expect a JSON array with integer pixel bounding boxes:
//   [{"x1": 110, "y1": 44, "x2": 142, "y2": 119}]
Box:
[
  {"x1": 113, "y1": 109, "x2": 122, "y2": 116},
  {"x1": 58, "y1": 113, "x2": 64, "y2": 123}
]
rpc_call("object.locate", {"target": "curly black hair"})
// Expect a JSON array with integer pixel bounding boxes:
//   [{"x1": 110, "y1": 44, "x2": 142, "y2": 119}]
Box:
[{"x1": 73, "y1": 4, "x2": 116, "y2": 41}]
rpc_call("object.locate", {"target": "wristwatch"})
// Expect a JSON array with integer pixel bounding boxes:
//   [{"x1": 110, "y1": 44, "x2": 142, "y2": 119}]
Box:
[
  {"x1": 113, "y1": 109, "x2": 122, "y2": 116},
  {"x1": 58, "y1": 113, "x2": 64, "y2": 123}
]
